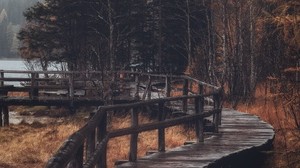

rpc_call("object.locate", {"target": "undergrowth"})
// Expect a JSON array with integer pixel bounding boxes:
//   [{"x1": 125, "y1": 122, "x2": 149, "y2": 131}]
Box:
[
  {"x1": 234, "y1": 83, "x2": 300, "y2": 168},
  {"x1": 0, "y1": 109, "x2": 195, "y2": 168}
]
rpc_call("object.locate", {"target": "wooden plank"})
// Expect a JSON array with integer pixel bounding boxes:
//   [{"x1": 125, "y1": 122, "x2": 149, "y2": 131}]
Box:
[
  {"x1": 86, "y1": 113, "x2": 96, "y2": 160},
  {"x1": 182, "y1": 79, "x2": 188, "y2": 113},
  {"x1": 117, "y1": 109, "x2": 275, "y2": 168},
  {"x1": 129, "y1": 107, "x2": 139, "y2": 162},
  {"x1": 97, "y1": 111, "x2": 108, "y2": 168},
  {"x1": 158, "y1": 102, "x2": 166, "y2": 152}
]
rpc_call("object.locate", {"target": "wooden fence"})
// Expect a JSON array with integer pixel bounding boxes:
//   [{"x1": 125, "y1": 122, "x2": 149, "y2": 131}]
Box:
[
  {"x1": 0, "y1": 70, "x2": 113, "y2": 99},
  {"x1": 43, "y1": 72, "x2": 222, "y2": 168}
]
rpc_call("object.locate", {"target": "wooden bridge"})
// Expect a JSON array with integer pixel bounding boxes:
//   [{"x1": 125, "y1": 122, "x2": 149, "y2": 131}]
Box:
[{"x1": 0, "y1": 70, "x2": 274, "y2": 167}]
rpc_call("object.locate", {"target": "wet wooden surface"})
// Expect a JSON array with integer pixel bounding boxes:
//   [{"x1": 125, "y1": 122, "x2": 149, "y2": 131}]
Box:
[{"x1": 116, "y1": 109, "x2": 275, "y2": 168}]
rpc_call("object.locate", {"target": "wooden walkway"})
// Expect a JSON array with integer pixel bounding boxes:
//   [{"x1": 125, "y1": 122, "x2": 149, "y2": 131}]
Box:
[
  {"x1": 116, "y1": 109, "x2": 274, "y2": 168},
  {"x1": 1, "y1": 70, "x2": 275, "y2": 167}
]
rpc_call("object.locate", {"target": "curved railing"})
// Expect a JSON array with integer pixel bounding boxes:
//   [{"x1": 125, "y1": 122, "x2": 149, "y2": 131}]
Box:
[{"x1": 1, "y1": 70, "x2": 222, "y2": 168}]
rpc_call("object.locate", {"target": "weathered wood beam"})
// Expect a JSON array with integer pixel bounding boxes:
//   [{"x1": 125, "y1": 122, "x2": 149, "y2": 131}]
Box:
[
  {"x1": 158, "y1": 102, "x2": 166, "y2": 152},
  {"x1": 129, "y1": 107, "x2": 139, "y2": 162},
  {"x1": 182, "y1": 79, "x2": 189, "y2": 113}
]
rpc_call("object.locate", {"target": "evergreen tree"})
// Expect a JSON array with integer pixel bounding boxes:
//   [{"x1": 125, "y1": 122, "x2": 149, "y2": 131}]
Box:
[
  {"x1": 18, "y1": 0, "x2": 210, "y2": 73},
  {"x1": 19, "y1": 0, "x2": 95, "y2": 70}
]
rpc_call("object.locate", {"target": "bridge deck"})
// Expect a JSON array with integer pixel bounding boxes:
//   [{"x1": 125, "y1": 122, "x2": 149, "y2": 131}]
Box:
[{"x1": 117, "y1": 109, "x2": 274, "y2": 168}]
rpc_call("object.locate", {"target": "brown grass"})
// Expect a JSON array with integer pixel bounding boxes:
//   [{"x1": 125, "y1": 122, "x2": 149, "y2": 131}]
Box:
[
  {"x1": 0, "y1": 109, "x2": 195, "y2": 168},
  {"x1": 0, "y1": 120, "x2": 84, "y2": 168},
  {"x1": 234, "y1": 83, "x2": 300, "y2": 168},
  {"x1": 106, "y1": 113, "x2": 195, "y2": 167}
]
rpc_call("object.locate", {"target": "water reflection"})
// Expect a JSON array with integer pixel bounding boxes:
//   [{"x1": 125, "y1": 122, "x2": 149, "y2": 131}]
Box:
[{"x1": 9, "y1": 111, "x2": 63, "y2": 125}]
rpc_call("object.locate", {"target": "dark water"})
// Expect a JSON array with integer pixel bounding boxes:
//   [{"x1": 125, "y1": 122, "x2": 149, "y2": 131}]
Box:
[{"x1": 9, "y1": 111, "x2": 59, "y2": 125}]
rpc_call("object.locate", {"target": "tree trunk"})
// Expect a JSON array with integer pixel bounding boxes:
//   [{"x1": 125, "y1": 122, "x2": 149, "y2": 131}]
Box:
[
  {"x1": 221, "y1": 0, "x2": 228, "y2": 86},
  {"x1": 249, "y1": 1, "x2": 257, "y2": 95},
  {"x1": 108, "y1": 0, "x2": 115, "y2": 72},
  {"x1": 203, "y1": 0, "x2": 215, "y2": 84},
  {"x1": 158, "y1": 0, "x2": 163, "y2": 72},
  {"x1": 186, "y1": 0, "x2": 192, "y2": 67}
]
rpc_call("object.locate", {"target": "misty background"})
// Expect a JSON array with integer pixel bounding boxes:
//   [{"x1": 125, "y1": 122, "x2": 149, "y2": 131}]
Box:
[{"x1": 0, "y1": 0, "x2": 40, "y2": 59}]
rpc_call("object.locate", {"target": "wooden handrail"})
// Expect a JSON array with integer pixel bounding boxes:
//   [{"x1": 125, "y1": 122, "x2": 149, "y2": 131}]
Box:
[
  {"x1": 42, "y1": 71, "x2": 222, "y2": 168},
  {"x1": 0, "y1": 70, "x2": 222, "y2": 167}
]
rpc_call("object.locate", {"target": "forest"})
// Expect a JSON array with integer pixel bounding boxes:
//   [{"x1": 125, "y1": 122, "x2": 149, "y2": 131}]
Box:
[{"x1": 18, "y1": 0, "x2": 299, "y2": 102}]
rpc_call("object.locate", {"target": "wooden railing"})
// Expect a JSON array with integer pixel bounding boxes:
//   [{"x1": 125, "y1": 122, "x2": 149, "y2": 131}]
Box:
[
  {"x1": 0, "y1": 70, "x2": 111, "y2": 99},
  {"x1": 0, "y1": 70, "x2": 113, "y2": 126},
  {"x1": 44, "y1": 72, "x2": 222, "y2": 168}
]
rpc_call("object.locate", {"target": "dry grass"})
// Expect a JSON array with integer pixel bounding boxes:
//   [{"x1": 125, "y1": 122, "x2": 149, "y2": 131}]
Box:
[
  {"x1": 106, "y1": 125, "x2": 195, "y2": 168},
  {"x1": 0, "y1": 108, "x2": 195, "y2": 168},
  {"x1": 0, "y1": 120, "x2": 84, "y2": 168},
  {"x1": 106, "y1": 113, "x2": 195, "y2": 168},
  {"x1": 8, "y1": 92, "x2": 29, "y2": 97},
  {"x1": 234, "y1": 83, "x2": 300, "y2": 168}
]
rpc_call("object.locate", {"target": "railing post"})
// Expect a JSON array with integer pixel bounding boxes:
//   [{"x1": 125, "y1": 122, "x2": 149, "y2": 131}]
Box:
[
  {"x1": 213, "y1": 93, "x2": 220, "y2": 132},
  {"x1": 69, "y1": 72, "x2": 75, "y2": 98},
  {"x1": 69, "y1": 72, "x2": 75, "y2": 114},
  {"x1": 129, "y1": 107, "x2": 138, "y2": 162},
  {"x1": 165, "y1": 76, "x2": 171, "y2": 98},
  {"x1": 77, "y1": 145, "x2": 84, "y2": 167},
  {"x1": 195, "y1": 97, "x2": 204, "y2": 142},
  {"x1": 0, "y1": 70, "x2": 4, "y2": 87},
  {"x1": 97, "y1": 111, "x2": 107, "y2": 168},
  {"x1": 182, "y1": 79, "x2": 188, "y2": 113},
  {"x1": 0, "y1": 78, "x2": 8, "y2": 127},
  {"x1": 198, "y1": 84, "x2": 204, "y2": 95},
  {"x1": 67, "y1": 144, "x2": 84, "y2": 168},
  {"x1": 165, "y1": 76, "x2": 171, "y2": 107},
  {"x1": 30, "y1": 72, "x2": 39, "y2": 99},
  {"x1": 147, "y1": 76, "x2": 152, "y2": 100},
  {"x1": 158, "y1": 102, "x2": 165, "y2": 152},
  {"x1": 217, "y1": 89, "x2": 222, "y2": 125},
  {"x1": 198, "y1": 84, "x2": 204, "y2": 113},
  {"x1": 86, "y1": 112, "x2": 96, "y2": 160},
  {"x1": 135, "y1": 74, "x2": 140, "y2": 100}
]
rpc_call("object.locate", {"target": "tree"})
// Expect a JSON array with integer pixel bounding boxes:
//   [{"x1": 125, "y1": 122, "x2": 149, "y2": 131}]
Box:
[
  {"x1": 18, "y1": 1, "x2": 61, "y2": 70},
  {"x1": 19, "y1": 0, "x2": 96, "y2": 71},
  {"x1": 19, "y1": 0, "x2": 211, "y2": 74}
]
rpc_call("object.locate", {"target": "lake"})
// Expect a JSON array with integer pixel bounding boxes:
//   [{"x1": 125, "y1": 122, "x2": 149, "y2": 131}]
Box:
[
  {"x1": 0, "y1": 59, "x2": 27, "y2": 71},
  {"x1": 0, "y1": 59, "x2": 29, "y2": 86},
  {"x1": 0, "y1": 59, "x2": 64, "y2": 85}
]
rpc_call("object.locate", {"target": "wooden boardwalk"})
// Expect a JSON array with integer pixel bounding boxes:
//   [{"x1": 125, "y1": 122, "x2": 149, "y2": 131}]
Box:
[
  {"x1": 1, "y1": 70, "x2": 274, "y2": 167},
  {"x1": 116, "y1": 109, "x2": 274, "y2": 168}
]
